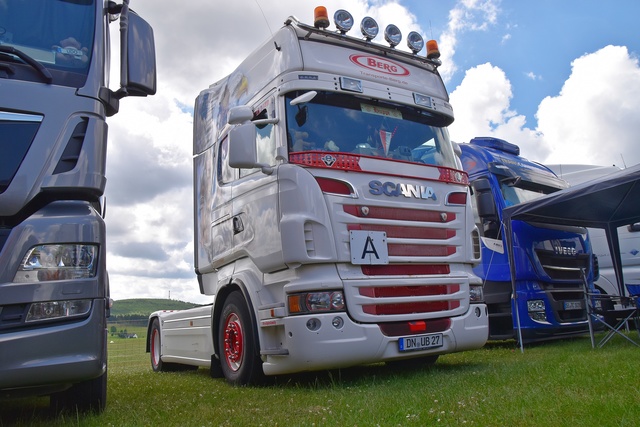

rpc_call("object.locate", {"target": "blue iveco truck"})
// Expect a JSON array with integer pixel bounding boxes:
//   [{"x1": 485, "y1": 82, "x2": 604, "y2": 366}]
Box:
[
  {"x1": 459, "y1": 137, "x2": 595, "y2": 342},
  {"x1": 0, "y1": 0, "x2": 155, "y2": 412}
]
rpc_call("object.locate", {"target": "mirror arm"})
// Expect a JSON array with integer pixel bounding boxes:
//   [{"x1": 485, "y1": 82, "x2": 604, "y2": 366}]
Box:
[{"x1": 252, "y1": 118, "x2": 279, "y2": 126}]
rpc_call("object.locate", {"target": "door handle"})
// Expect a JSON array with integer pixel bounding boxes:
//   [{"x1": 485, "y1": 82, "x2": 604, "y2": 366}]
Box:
[{"x1": 233, "y1": 215, "x2": 244, "y2": 234}]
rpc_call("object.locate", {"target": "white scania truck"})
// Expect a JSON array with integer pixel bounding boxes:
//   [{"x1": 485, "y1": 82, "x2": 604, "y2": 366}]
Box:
[
  {"x1": 147, "y1": 7, "x2": 488, "y2": 385},
  {"x1": 0, "y1": 0, "x2": 156, "y2": 411}
]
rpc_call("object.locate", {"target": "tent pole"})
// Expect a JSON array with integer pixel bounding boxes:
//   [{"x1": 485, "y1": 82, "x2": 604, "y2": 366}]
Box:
[{"x1": 505, "y1": 218, "x2": 524, "y2": 352}]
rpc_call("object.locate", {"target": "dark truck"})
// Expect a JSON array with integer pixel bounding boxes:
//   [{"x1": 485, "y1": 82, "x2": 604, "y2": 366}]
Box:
[{"x1": 0, "y1": 0, "x2": 155, "y2": 411}]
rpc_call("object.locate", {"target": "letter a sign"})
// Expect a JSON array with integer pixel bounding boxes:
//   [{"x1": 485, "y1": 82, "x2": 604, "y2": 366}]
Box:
[{"x1": 350, "y1": 230, "x2": 389, "y2": 265}]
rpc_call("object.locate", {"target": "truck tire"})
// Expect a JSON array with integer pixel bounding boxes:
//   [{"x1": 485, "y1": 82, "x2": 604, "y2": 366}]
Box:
[
  {"x1": 50, "y1": 369, "x2": 107, "y2": 413},
  {"x1": 150, "y1": 318, "x2": 166, "y2": 372},
  {"x1": 150, "y1": 318, "x2": 197, "y2": 372},
  {"x1": 218, "y1": 291, "x2": 264, "y2": 385}
]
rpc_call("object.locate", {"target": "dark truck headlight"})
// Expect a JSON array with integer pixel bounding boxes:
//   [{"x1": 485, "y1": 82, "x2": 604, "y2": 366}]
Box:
[{"x1": 14, "y1": 244, "x2": 98, "y2": 283}]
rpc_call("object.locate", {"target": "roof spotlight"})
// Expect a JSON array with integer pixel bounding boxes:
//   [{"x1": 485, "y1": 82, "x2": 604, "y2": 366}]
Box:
[
  {"x1": 407, "y1": 31, "x2": 424, "y2": 54},
  {"x1": 384, "y1": 24, "x2": 402, "y2": 48},
  {"x1": 360, "y1": 16, "x2": 379, "y2": 41},
  {"x1": 334, "y1": 9, "x2": 353, "y2": 34}
]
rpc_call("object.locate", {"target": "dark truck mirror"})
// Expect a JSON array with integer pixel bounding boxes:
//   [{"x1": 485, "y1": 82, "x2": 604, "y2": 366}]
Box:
[
  {"x1": 120, "y1": 10, "x2": 156, "y2": 97},
  {"x1": 472, "y1": 178, "x2": 500, "y2": 239},
  {"x1": 102, "y1": 2, "x2": 157, "y2": 116}
]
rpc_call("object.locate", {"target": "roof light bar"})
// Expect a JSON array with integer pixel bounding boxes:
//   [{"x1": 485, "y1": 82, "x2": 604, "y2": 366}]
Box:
[
  {"x1": 384, "y1": 24, "x2": 402, "y2": 47},
  {"x1": 407, "y1": 31, "x2": 424, "y2": 54},
  {"x1": 360, "y1": 16, "x2": 379, "y2": 40},
  {"x1": 334, "y1": 9, "x2": 354, "y2": 34}
]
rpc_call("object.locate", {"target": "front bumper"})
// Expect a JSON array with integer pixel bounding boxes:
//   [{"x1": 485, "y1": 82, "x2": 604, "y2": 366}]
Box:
[
  {"x1": 261, "y1": 303, "x2": 488, "y2": 375},
  {"x1": 0, "y1": 298, "x2": 107, "y2": 395}
]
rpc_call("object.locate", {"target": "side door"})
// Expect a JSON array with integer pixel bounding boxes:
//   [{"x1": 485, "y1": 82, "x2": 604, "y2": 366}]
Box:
[
  {"x1": 207, "y1": 135, "x2": 237, "y2": 270},
  {"x1": 231, "y1": 95, "x2": 285, "y2": 272}
]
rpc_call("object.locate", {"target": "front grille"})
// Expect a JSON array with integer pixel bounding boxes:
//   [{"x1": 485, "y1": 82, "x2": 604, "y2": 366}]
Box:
[
  {"x1": 535, "y1": 250, "x2": 591, "y2": 280},
  {"x1": 341, "y1": 200, "x2": 468, "y2": 321},
  {"x1": 0, "y1": 112, "x2": 43, "y2": 194}
]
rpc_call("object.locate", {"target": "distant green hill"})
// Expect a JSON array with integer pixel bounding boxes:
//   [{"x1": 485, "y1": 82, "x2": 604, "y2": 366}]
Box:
[{"x1": 110, "y1": 298, "x2": 201, "y2": 318}]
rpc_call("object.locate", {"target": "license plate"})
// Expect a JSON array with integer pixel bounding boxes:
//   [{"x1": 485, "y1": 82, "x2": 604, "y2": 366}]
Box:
[
  {"x1": 398, "y1": 333, "x2": 443, "y2": 352},
  {"x1": 563, "y1": 300, "x2": 583, "y2": 310}
]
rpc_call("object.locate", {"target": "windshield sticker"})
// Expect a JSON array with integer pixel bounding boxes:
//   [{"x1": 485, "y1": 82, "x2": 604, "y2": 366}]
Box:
[{"x1": 360, "y1": 104, "x2": 402, "y2": 119}]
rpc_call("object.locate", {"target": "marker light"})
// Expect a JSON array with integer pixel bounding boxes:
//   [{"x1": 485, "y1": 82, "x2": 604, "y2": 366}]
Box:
[
  {"x1": 26, "y1": 299, "x2": 92, "y2": 322},
  {"x1": 314, "y1": 6, "x2": 330, "y2": 29},
  {"x1": 334, "y1": 9, "x2": 353, "y2": 34},
  {"x1": 407, "y1": 31, "x2": 424, "y2": 54},
  {"x1": 426, "y1": 39, "x2": 441, "y2": 59},
  {"x1": 384, "y1": 24, "x2": 402, "y2": 47},
  {"x1": 360, "y1": 16, "x2": 379, "y2": 40}
]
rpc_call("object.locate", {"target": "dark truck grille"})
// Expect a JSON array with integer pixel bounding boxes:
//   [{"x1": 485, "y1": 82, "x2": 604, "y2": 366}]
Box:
[
  {"x1": 535, "y1": 249, "x2": 590, "y2": 323},
  {"x1": 535, "y1": 249, "x2": 591, "y2": 281},
  {"x1": 0, "y1": 112, "x2": 42, "y2": 194}
]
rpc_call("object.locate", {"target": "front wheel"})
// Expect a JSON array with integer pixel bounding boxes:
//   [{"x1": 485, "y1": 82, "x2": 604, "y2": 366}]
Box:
[
  {"x1": 150, "y1": 318, "x2": 197, "y2": 372},
  {"x1": 218, "y1": 291, "x2": 264, "y2": 385},
  {"x1": 150, "y1": 318, "x2": 165, "y2": 372}
]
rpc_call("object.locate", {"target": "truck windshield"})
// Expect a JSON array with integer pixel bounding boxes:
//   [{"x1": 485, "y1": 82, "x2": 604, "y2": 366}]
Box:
[
  {"x1": 0, "y1": 0, "x2": 95, "y2": 86},
  {"x1": 285, "y1": 91, "x2": 458, "y2": 168},
  {"x1": 500, "y1": 181, "x2": 559, "y2": 207}
]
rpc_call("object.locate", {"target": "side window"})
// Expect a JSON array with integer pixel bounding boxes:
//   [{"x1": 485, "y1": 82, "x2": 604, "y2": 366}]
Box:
[
  {"x1": 240, "y1": 97, "x2": 277, "y2": 178},
  {"x1": 218, "y1": 136, "x2": 235, "y2": 184}
]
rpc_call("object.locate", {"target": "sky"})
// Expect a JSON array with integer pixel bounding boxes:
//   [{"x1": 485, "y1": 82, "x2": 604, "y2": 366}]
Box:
[{"x1": 105, "y1": 0, "x2": 640, "y2": 304}]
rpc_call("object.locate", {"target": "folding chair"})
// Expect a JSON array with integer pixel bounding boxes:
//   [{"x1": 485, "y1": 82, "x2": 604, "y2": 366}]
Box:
[{"x1": 584, "y1": 283, "x2": 640, "y2": 348}]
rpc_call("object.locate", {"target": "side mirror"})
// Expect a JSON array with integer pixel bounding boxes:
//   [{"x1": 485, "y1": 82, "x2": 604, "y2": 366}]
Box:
[
  {"x1": 120, "y1": 10, "x2": 156, "y2": 96},
  {"x1": 476, "y1": 191, "x2": 497, "y2": 218},
  {"x1": 229, "y1": 123, "x2": 259, "y2": 168}
]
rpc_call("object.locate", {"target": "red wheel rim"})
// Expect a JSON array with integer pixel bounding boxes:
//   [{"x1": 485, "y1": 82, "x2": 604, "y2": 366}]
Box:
[
  {"x1": 151, "y1": 328, "x2": 160, "y2": 367},
  {"x1": 223, "y1": 313, "x2": 244, "y2": 372}
]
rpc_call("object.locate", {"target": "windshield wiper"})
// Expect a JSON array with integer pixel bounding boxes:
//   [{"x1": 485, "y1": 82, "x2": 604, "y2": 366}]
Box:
[{"x1": 0, "y1": 46, "x2": 53, "y2": 83}]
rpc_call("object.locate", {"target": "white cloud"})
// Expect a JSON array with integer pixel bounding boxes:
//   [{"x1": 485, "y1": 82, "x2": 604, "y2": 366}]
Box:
[
  {"x1": 524, "y1": 71, "x2": 540, "y2": 80},
  {"x1": 537, "y1": 45, "x2": 640, "y2": 168},
  {"x1": 448, "y1": 45, "x2": 640, "y2": 168},
  {"x1": 448, "y1": 63, "x2": 542, "y2": 158},
  {"x1": 438, "y1": 0, "x2": 501, "y2": 83}
]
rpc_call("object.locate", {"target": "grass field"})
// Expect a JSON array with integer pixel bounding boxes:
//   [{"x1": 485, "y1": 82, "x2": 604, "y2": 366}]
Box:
[{"x1": 1, "y1": 326, "x2": 639, "y2": 427}]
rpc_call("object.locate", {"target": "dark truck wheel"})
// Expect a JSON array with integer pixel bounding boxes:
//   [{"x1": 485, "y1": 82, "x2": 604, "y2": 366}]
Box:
[{"x1": 218, "y1": 291, "x2": 264, "y2": 385}]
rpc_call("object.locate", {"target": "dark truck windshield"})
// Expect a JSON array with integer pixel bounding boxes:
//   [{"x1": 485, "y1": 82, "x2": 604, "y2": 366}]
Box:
[
  {"x1": 285, "y1": 91, "x2": 458, "y2": 168},
  {"x1": 0, "y1": 0, "x2": 95, "y2": 86}
]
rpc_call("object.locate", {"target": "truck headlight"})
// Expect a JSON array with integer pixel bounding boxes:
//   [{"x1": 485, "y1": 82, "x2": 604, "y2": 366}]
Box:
[
  {"x1": 288, "y1": 291, "x2": 345, "y2": 315},
  {"x1": 469, "y1": 284, "x2": 484, "y2": 302},
  {"x1": 14, "y1": 244, "x2": 98, "y2": 283}
]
